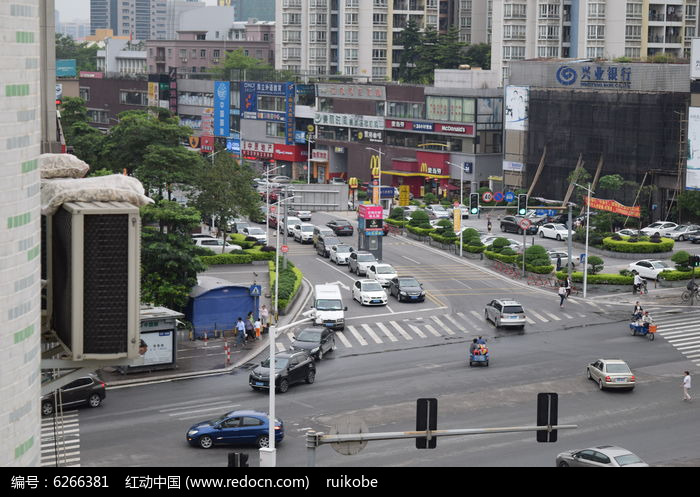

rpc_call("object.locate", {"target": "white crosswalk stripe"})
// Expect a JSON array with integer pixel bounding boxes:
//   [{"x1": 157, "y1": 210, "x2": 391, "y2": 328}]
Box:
[
  {"x1": 376, "y1": 322, "x2": 398, "y2": 342},
  {"x1": 41, "y1": 413, "x2": 81, "y2": 467},
  {"x1": 336, "y1": 330, "x2": 353, "y2": 348},
  {"x1": 528, "y1": 310, "x2": 549, "y2": 323},
  {"x1": 389, "y1": 321, "x2": 412, "y2": 340},
  {"x1": 362, "y1": 323, "x2": 384, "y2": 344},
  {"x1": 431, "y1": 316, "x2": 455, "y2": 335},
  {"x1": 347, "y1": 325, "x2": 368, "y2": 346},
  {"x1": 650, "y1": 311, "x2": 700, "y2": 367}
]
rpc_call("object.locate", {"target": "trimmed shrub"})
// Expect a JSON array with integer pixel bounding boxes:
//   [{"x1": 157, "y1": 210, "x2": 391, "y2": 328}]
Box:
[
  {"x1": 408, "y1": 209, "x2": 431, "y2": 228},
  {"x1": 524, "y1": 244, "x2": 549, "y2": 266},
  {"x1": 423, "y1": 193, "x2": 439, "y2": 204},
  {"x1": 461, "y1": 228, "x2": 481, "y2": 243},
  {"x1": 602, "y1": 236, "x2": 674, "y2": 253},
  {"x1": 555, "y1": 271, "x2": 634, "y2": 285},
  {"x1": 407, "y1": 225, "x2": 436, "y2": 237},
  {"x1": 484, "y1": 249, "x2": 519, "y2": 264},
  {"x1": 500, "y1": 247, "x2": 517, "y2": 256},
  {"x1": 525, "y1": 264, "x2": 555, "y2": 274},
  {"x1": 657, "y1": 270, "x2": 694, "y2": 281},
  {"x1": 200, "y1": 253, "x2": 253, "y2": 265},
  {"x1": 385, "y1": 218, "x2": 408, "y2": 228},
  {"x1": 672, "y1": 250, "x2": 691, "y2": 271},
  {"x1": 490, "y1": 237, "x2": 511, "y2": 253},
  {"x1": 587, "y1": 255, "x2": 604, "y2": 275},
  {"x1": 389, "y1": 207, "x2": 405, "y2": 220},
  {"x1": 268, "y1": 260, "x2": 303, "y2": 313}
]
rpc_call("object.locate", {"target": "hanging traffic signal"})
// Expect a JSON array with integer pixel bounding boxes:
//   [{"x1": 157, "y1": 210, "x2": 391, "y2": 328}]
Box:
[
  {"x1": 469, "y1": 193, "x2": 479, "y2": 215},
  {"x1": 517, "y1": 194, "x2": 528, "y2": 216}
]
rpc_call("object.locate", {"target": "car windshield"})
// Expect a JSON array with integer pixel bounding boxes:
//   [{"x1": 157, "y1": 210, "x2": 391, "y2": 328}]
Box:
[
  {"x1": 247, "y1": 228, "x2": 264, "y2": 235},
  {"x1": 316, "y1": 299, "x2": 343, "y2": 311},
  {"x1": 606, "y1": 364, "x2": 631, "y2": 374},
  {"x1": 376, "y1": 266, "x2": 395, "y2": 274},
  {"x1": 647, "y1": 223, "x2": 662, "y2": 228},
  {"x1": 553, "y1": 224, "x2": 567, "y2": 230},
  {"x1": 652, "y1": 262, "x2": 669, "y2": 269},
  {"x1": 302, "y1": 226, "x2": 314, "y2": 232},
  {"x1": 336, "y1": 245, "x2": 352, "y2": 253},
  {"x1": 286, "y1": 217, "x2": 301, "y2": 224},
  {"x1": 400, "y1": 278, "x2": 420, "y2": 287},
  {"x1": 503, "y1": 306, "x2": 524, "y2": 314},
  {"x1": 363, "y1": 282, "x2": 383, "y2": 292},
  {"x1": 296, "y1": 330, "x2": 321, "y2": 342},
  {"x1": 674, "y1": 225, "x2": 688, "y2": 231},
  {"x1": 357, "y1": 255, "x2": 376, "y2": 262},
  {"x1": 430, "y1": 205, "x2": 447, "y2": 211},
  {"x1": 261, "y1": 357, "x2": 289, "y2": 369},
  {"x1": 614, "y1": 454, "x2": 644, "y2": 466}
]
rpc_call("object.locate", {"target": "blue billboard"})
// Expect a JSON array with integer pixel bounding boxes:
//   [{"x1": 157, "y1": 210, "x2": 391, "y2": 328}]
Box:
[
  {"x1": 213, "y1": 81, "x2": 230, "y2": 137},
  {"x1": 240, "y1": 81, "x2": 296, "y2": 145}
]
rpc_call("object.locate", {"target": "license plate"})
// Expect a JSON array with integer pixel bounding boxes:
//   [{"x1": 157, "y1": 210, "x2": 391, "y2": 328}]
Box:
[
  {"x1": 616, "y1": 378, "x2": 626, "y2": 382},
  {"x1": 410, "y1": 296, "x2": 418, "y2": 300},
  {"x1": 255, "y1": 382, "x2": 264, "y2": 386},
  {"x1": 324, "y1": 323, "x2": 334, "y2": 327},
  {"x1": 509, "y1": 316, "x2": 519, "y2": 319},
  {"x1": 371, "y1": 300, "x2": 381, "y2": 303}
]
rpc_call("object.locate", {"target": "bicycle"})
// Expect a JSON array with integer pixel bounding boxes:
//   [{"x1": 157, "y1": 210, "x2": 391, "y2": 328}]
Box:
[{"x1": 681, "y1": 287, "x2": 700, "y2": 304}]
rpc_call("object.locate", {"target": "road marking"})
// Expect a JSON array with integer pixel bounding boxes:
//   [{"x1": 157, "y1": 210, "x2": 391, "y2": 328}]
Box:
[
  {"x1": 402, "y1": 256, "x2": 421, "y2": 264},
  {"x1": 335, "y1": 331, "x2": 353, "y2": 348},
  {"x1": 424, "y1": 324, "x2": 443, "y2": 337},
  {"x1": 667, "y1": 333, "x2": 700, "y2": 343},
  {"x1": 444, "y1": 314, "x2": 466, "y2": 333},
  {"x1": 525, "y1": 317, "x2": 536, "y2": 325},
  {"x1": 458, "y1": 312, "x2": 483, "y2": 331},
  {"x1": 375, "y1": 322, "x2": 398, "y2": 342},
  {"x1": 543, "y1": 311, "x2": 561, "y2": 321},
  {"x1": 163, "y1": 404, "x2": 240, "y2": 417},
  {"x1": 386, "y1": 305, "x2": 396, "y2": 314},
  {"x1": 347, "y1": 325, "x2": 368, "y2": 346},
  {"x1": 453, "y1": 279, "x2": 472, "y2": 289},
  {"x1": 158, "y1": 400, "x2": 235, "y2": 413},
  {"x1": 431, "y1": 316, "x2": 455, "y2": 335},
  {"x1": 389, "y1": 320, "x2": 413, "y2": 340},
  {"x1": 276, "y1": 342, "x2": 286, "y2": 352},
  {"x1": 469, "y1": 310, "x2": 483, "y2": 321},
  {"x1": 408, "y1": 323, "x2": 427, "y2": 338},
  {"x1": 361, "y1": 323, "x2": 383, "y2": 344},
  {"x1": 562, "y1": 312, "x2": 573, "y2": 319},
  {"x1": 528, "y1": 310, "x2": 549, "y2": 323}
]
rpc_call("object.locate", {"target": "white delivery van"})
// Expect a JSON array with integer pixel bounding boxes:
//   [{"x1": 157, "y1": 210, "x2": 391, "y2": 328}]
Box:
[{"x1": 313, "y1": 284, "x2": 347, "y2": 330}]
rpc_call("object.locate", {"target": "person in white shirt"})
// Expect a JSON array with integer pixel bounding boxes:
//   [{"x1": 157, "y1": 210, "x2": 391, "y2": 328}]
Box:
[
  {"x1": 633, "y1": 273, "x2": 644, "y2": 294},
  {"x1": 683, "y1": 371, "x2": 692, "y2": 402}
]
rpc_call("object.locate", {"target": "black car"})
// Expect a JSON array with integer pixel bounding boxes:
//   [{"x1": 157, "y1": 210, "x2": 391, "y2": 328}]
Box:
[
  {"x1": 688, "y1": 230, "x2": 700, "y2": 244},
  {"x1": 249, "y1": 351, "x2": 316, "y2": 393},
  {"x1": 316, "y1": 234, "x2": 342, "y2": 257},
  {"x1": 500, "y1": 215, "x2": 538, "y2": 235},
  {"x1": 41, "y1": 373, "x2": 106, "y2": 416},
  {"x1": 326, "y1": 219, "x2": 354, "y2": 236},
  {"x1": 290, "y1": 327, "x2": 335, "y2": 360},
  {"x1": 389, "y1": 276, "x2": 425, "y2": 302}
]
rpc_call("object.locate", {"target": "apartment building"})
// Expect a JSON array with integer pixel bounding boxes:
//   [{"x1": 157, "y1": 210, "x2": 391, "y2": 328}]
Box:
[
  {"x1": 276, "y1": 0, "x2": 460, "y2": 81},
  {"x1": 91, "y1": 0, "x2": 168, "y2": 40},
  {"x1": 490, "y1": 1, "x2": 699, "y2": 82}
]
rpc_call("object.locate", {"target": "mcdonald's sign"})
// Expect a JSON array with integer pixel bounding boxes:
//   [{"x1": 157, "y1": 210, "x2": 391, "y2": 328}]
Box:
[
  {"x1": 370, "y1": 155, "x2": 381, "y2": 179},
  {"x1": 348, "y1": 177, "x2": 359, "y2": 189},
  {"x1": 188, "y1": 136, "x2": 200, "y2": 148}
]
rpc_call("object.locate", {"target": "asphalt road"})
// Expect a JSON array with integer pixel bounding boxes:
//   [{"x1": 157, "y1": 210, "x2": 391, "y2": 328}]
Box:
[{"x1": 66, "y1": 210, "x2": 700, "y2": 468}]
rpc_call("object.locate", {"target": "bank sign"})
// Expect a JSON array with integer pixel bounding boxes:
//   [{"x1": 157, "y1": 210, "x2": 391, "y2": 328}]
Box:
[{"x1": 555, "y1": 64, "x2": 633, "y2": 90}]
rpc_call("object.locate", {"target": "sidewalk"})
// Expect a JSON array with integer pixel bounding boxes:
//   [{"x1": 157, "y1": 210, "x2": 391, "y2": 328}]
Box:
[{"x1": 100, "y1": 273, "x2": 314, "y2": 388}]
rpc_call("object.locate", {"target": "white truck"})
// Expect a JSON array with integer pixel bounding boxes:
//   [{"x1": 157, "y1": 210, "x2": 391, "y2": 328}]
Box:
[{"x1": 312, "y1": 284, "x2": 347, "y2": 331}]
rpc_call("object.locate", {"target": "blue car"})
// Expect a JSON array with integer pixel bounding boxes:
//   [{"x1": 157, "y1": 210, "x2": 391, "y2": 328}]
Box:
[{"x1": 186, "y1": 410, "x2": 283, "y2": 449}]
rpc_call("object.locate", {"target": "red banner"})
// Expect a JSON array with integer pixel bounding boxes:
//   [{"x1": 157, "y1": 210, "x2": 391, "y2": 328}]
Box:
[{"x1": 584, "y1": 197, "x2": 640, "y2": 218}]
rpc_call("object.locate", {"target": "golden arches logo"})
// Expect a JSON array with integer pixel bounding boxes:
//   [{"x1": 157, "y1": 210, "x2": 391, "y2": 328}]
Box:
[
  {"x1": 370, "y1": 155, "x2": 381, "y2": 178},
  {"x1": 349, "y1": 177, "x2": 359, "y2": 188},
  {"x1": 420, "y1": 162, "x2": 428, "y2": 174}
]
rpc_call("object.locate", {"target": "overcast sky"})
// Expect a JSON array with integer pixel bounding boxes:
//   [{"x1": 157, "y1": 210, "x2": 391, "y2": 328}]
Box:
[{"x1": 56, "y1": 0, "x2": 219, "y2": 23}]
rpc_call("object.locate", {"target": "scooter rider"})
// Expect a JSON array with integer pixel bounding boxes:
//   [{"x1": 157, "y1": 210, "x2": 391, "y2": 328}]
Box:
[
  {"x1": 641, "y1": 311, "x2": 654, "y2": 331},
  {"x1": 633, "y1": 273, "x2": 645, "y2": 294},
  {"x1": 632, "y1": 301, "x2": 644, "y2": 320}
]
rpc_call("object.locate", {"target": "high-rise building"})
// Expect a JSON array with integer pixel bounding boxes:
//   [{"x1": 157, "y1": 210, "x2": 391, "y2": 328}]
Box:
[
  {"x1": 165, "y1": 1, "x2": 206, "y2": 40},
  {"x1": 1, "y1": 0, "x2": 43, "y2": 467},
  {"x1": 276, "y1": 0, "x2": 457, "y2": 81},
  {"x1": 91, "y1": 0, "x2": 168, "y2": 40},
  {"x1": 230, "y1": 0, "x2": 275, "y2": 21}
]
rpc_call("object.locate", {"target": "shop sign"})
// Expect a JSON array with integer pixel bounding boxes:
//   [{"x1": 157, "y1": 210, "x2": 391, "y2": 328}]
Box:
[
  {"x1": 385, "y1": 120, "x2": 435, "y2": 132},
  {"x1": 200, "y1": 135, "x2": 215, "y2": 153},
  {"x1": 317, "y1": 84, "x2": 386, "y2": 100},
  {"x1": 274, "y1": 144, "x2": 308, "y2": 162},
  {"x1": 434, "y1": 123, "x2": 474, "y2": 136},
  {"x1": 241, "y1": 140, "x2": 274, "y2": 159},
  {"x1": 351, "y1": 129, "x2": 384, "y2": 143},
  {"x1": 312, "y1": 150, "x2": 329, "y2": 161},
  {"x1": 358, "y1": 204, "x2": 383, "y2": 220},
  {"x1": 315, "y1": 112, "x2": 384, "y2": 130}
]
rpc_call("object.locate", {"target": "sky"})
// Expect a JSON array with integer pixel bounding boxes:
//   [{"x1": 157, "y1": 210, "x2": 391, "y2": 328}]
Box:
[{"x1": 56, "y1": 0, "x2": 219, "y2": 23}]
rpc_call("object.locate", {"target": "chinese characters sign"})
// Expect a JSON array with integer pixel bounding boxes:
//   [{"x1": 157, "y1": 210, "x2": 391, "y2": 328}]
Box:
[
  {"x1": 315, "y1": 112, "x2": 384, "y2": 130},
  {"x1": 556, "y1": 64, "x2": 633, "y2": 89},
  {"x1": 213, "y1": 81, "x2": 230, "y2": 137},
  {"x1": 583, "y1": 197, "x2": 640, "y2": 218},
  {"x1": 317, "y1": 84, "x2": 386, "y2": 100}
]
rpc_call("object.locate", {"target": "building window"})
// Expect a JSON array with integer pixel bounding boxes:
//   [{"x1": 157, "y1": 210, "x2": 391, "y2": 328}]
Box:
[
  {"x1": 119, "y1": 90, "x2": 147, "y2": 106},
  {"x1": 538, "y1": 3, "x2": 560, "y2": 19},
  {"x1": 587, "y1": 25, "x2": 605, "y2": 40},
  {"x1": 504, "y1": 24, "x2": 526, "y2": 40},
  {"x1": 345, "y1": 48, "x2": 358, "y2": 60},
  {"x1": 79, "y1": 87, "x2": 90, "y2": 102},
  {"x1": 625, "y1": 25, "x2": 641, "y2": 41},
  {"x1": 373, "y1": 13, "x2": 387, "y2": 25},
  {"x1": 266, "y1": 122, "x2": 285, "y2": 138},
  {"x1": 503, "y1": 3, "x2": 527, "y2": 19},
  {"x1": 372, "y1": 49, "x2": 387, "y2": 61},
  {"x1": 587, "y1": 2, "x2": 606, "y2": 19}
]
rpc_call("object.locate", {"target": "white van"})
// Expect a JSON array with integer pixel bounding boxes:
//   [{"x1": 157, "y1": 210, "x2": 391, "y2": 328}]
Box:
[{"x1": 313, "y1": 284, "x2": 347, "y2": 330}]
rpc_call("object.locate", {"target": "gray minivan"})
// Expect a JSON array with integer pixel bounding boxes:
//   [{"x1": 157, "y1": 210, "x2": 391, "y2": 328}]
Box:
[{"x1": 484, "y1": 299, "x2": 526, "y2": 329}]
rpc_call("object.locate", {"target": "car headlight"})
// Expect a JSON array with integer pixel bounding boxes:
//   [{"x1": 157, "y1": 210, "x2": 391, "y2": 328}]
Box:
[
  {"x1": 188, "y1": 429, "x2": 199, "y2": 436},
  {"x1": 311, "y1": 347, "x2": 319, "y2": 354},
  {"x1": 400, "y1": 291, "x2": 407, "y2": 295}
]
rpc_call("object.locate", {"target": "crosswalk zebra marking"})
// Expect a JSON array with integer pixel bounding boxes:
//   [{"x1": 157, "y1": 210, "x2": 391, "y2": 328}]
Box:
[
  {"x1": 544, "y1": 311, "x2": 561, "y2": 321},
  {"x1": 376, "y1": 322, "x2": 398, "y2": 342},
  {"x1": 457, "y1": 312, "x2": 483, "y2": 331},
  {"x1": 361, "y1": 323, "x2": 383, "y2": 344},
  {"x1": 346, "y1": 326, "x2": 368, "y2": 346},
  {"x1": 444, "y1": 314, "x2": 467, "y2": 333},
  {"x1": 335, "y1": 331, "x2": 353, "y2": 348},
  {"x1": 389, "y1": 320, "x2": 412, "y2": 340},
  {"x1": 431, "y1": 316, "x2": 455, "y2": 335},
  {"x1": 424, "y1": 324, "x2": 443, "y2": 337},
  {"x1": 528, "y1": 310, "x2": 549, "y2": 323},
  {"x1": 408, "y1": 323, "x2": 427, "y2": 339}
]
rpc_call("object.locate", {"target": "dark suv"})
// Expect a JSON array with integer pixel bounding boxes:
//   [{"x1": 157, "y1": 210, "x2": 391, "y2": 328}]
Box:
[
  {"x1": 291, "y1": 327, "x2": 336, "y2": 360},
  {"x1": 500, "y1": 216, "x2": 538, "y2": 235},
  {"x1": 249, "y1": 351, "x2": 316, "y2": 393},
  {"x1": 316, "y1": 234, "x2": 342, "y2": 257},
  {"x1": 41, "y1": 373, "x2": 106, "y2": 416},
  {"x1": 326, "y1": 219, "x2": 354, "y2": 236}
]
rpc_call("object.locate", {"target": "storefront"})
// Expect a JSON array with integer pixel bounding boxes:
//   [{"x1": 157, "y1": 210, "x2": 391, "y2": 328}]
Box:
[{"x1": 382, "y1": 150, "x2": 451, "y2": 198}]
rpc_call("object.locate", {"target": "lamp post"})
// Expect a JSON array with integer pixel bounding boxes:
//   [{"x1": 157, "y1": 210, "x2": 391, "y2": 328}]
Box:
[
  {"x1": 446, "y1": 161, "x2": 466, "y2": 258},
  {"x1": 574, "y1": 183, "x2": 594, "y2": 298},
  {"x1": 306, "y1": 135, "x2": 315, "y2": 184},
  {"x1": 264, "y1": 164, "x2": 284, "y2": 242}
]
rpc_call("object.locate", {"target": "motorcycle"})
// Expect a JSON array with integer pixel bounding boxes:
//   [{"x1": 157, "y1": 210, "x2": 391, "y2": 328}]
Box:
[{"x1": 633, "y1": 279, "x2": 648, "y2": 295}]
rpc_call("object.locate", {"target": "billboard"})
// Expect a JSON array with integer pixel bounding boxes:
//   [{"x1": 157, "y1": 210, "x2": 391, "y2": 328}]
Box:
[
  {"x1": 56, "y1": 59, "x2": 77, "y2": 77},
  {"x1": 504, "y1": 86, "x2": 529, "y2": 131},
  {"x1": 687, "y1": 107, "x2": 700, "y2": 190},
  {"x1": 240, "y1": 82, "x2": 296, "y2": 144},
  {"x1": 213, "y1": 81, "x2": 231, "y2": 137}
]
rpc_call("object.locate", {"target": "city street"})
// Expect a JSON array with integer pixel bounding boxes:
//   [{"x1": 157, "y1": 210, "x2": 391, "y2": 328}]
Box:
[{"x1": 65, "y1": 210, "x2": 700, "y2": 468}]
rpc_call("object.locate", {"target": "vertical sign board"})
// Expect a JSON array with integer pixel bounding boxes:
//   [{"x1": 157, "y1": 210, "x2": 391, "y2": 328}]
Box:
[
  {"x1": 285, "y1": 83, "x2": 296, "y2": 145},
  {"x1": 214, "y1": 81, "x2": 231, "y2": 138},
  {"x1": 453, "y1": 203, "x2": 461, "y2": 234},
  {"x1": 416, "y1": 398, "x2": 438, "y2": 449},
  {"x1": 692, "y1": 39, "x2": 700, "y2": 80},
  {"x1": 687, "y1": 107, "x2": 700, "y2": 190},
  {"x1": 504, "y1": 86, "x2": 529, "y2": 131},
  {"x1": 536, "y1": 392, "x2": 558, "y2": 443}
]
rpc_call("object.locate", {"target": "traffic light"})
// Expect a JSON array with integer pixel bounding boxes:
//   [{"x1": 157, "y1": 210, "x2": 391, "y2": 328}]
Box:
[
  {"x1": 536, "y1": 393, "x2": 558, "y2": 443},
  {"x1": 416, "y1": 398, "x2": 438, "y2": 449},
  {"x1": 469, "y1": 193, "x2": 479, "y2": 215},
  {"x1": 517, "y1": 194, "x2": 528, "y2": 216},
  {"x1": 690, "y1": 255, "x2": 700, "y2": 267}
]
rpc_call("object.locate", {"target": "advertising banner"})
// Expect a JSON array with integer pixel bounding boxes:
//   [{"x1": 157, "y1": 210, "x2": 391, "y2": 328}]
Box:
[
  {"x1": 583, "y1": 197, "x2": 640, "y2": 218},
  {"x1": 317, "y1": 84, "x2": 386, "y2": 100},
  {"x1": 687, "y1": 107, "x2": 700, "y2": 190},
  {"x1": 358, "y1": 204, "x2": 383, "y2": 220},
  {"x1": 505, "y1": 86, "x2": 529, "y2": 131},
  {"x1": 315, "y1": 112, "x2": 384, "y2": 130},
  {"x1": 56, "y1": 59, "x2": 77, "y2": 77},
  {"x1": 140, "y1": 331, "x2": 174, "y2": 367},
  {"x1": 285, "y1": 83, "x2": 296, "y2": 145},
  {"x1": 213, "y1": 81, "x2": 230, "y2": 137}
]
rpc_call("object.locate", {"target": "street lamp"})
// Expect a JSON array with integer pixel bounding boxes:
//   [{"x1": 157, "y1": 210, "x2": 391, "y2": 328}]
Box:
[
  {"x1": 446, "y1": 161, "x2": 466, "y2": 258},
  {"x1": 306, "y1": 135, "x2": 315, "y2": 184},
  {"x1": 260, "y1": 194, "x2": 298, "y2": 468},
  {"x1": 573, "y1": 183, "x2": 594, "y2": 298},
  {"x1": 366, "y1": 147, "x2": 385, "y2": 208},
  {"x1": 264, "y1": 164, "x2": 285, "y2": 242}
]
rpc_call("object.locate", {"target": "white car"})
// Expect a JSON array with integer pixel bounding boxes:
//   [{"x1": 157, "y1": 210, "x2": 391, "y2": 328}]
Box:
[
  {"x1": 365, "y1": 263, "x2": 398, "y2": 287},
  {"x1": 281, "y1": 216, "x2": 302, "y2": 236},
  {"x1": 640, "y1": 221, "x2": 678, "y2": 237},
  {"x1": 192, "y1": 238, "x2": 242, "y2": 253},
  {"x1": 538, "y1": 223, "x2": 569, "y2": 241},
  {"x1": 271, "y1": 175, "x2": 290, "y2": 183},
  {"x1": 628, "y1": 260, "x2": 672, "y2": 280},
  {"x1": 615, "y1": 228, "x2": 640, "y2": 237},
  {"x1": 426, "y1": 204, "x2": 450, "y2": 219},
  {"x1": 329, "y1": 244, "x2": 354, "y2": 265},
  {"x1": 352, "y1": 279, "x2": 388, "y2": 306},
  {"x1": 289, "y1": 208, "x2": 312, "y2": 221},
  {"x1": 292, "y1": 223, "x2": 315, "y2": 243},
  {"x1": 667, "y1": 224, "x2": 700, "y2": 241},
  {"x1": 547, "y1": 250, "x2": 578, "y2": 268},
  {"x1": 242, "y1": 226, "x2": 267, "y2": 245}
]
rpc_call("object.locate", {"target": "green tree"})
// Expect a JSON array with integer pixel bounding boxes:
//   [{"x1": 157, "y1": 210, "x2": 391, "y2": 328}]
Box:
[
  {"x1": 678, "y1": 191, "x2": 700, "y2": 223},
  {"x1": 436, "y1": 26, "x2": 466, "y2": 69},
  {"x1": 672, "y1": 250, "x2": 691, "y2": 271},
  {"x1": 587, "y1": 255, "x2": 604, "y2": 275},
  {"x1": 414, "y1": 26, "x2": 440, "y2": 83},
  {"x1": 140, "y1": 200, "x2": 207, "y2": 311},
  {"x1": 397, "y1": 19, "x2": 423, "y2": 83},
  {"x1": 55, "y1": 34, "x2": 98, "y2": 72},
  {"x1": 464, "y1": 43, "x2": 491, "y2": 69},
  {"x1": 67, "y1": 121, "x2": 106, "y2": 169},
  {"x1": 408, "y1": 209, "x2": 431, "y2": 228},
  {"x1": 213, "y1": 48, "x2": 273, "y2": 80},
  {"x1": 135, "y1": 144, "x2": 204, "y2": 200},
  {"x1": 524, "y1": 245, "x2": 550, "y2": 265},
  {"x1": 59, "y1": 97, "x2": 88, "y2": 135}
]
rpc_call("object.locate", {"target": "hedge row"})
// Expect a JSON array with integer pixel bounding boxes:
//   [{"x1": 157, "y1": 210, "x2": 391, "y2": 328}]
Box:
[
  {"x1": 268, "y1": 260, "x2": 303, "y2": 313},
  {"x1": 602, "y1": 236, "x2": 674, "y2": 253},
  {"x1": 556, "y1": 270, "x2": 634, "y2": 285},
  {"x1": 459, "y1": 242, "x2": 486, "y2": 253},
  {"x1": 484, "y1": 250, "x2": 554, "y2": 273},
  {"x1": 658, "y1": 270, "x2": 695, "y2": 281},
  {"x1": 429, "y1": 232, "x2": 458, "y2": 244},
  {"x1": 406, "y1": 225, "x2": 435, "y2": 237},
  {"x1": 385, "y1": 218, "x2": 409, "y2": 227},
  {"x1": 229, "y1": 233, "x2": 258, "y2": 249},
  {"x1": 200, "y1": 253, "x2": 253, "y2": 265}
]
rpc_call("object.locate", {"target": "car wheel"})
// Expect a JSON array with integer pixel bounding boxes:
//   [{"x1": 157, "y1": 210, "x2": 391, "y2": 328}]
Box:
[
  {"x1": 278, "y1": 379, "x2": 289, "y2": 394},
  {"x1": 586, "y1": 368, "x2": 592, "y2": 380},
  {"x1": 317, "y1": 349, "x2": 324, "y2": 361},
  {"x1": 680, "y1": 235, "x2": 686, "y2": 241},
  {"x1": 256, "y1": 435, "x2": 270, "y2": 449},
  {"x1": 87, "y1": 393, "x2": 102, "y2": 408},
  {"x1": 41, "y1": 401, "x2": 54, "y2": 417},
  {"x1": 495, "y1": 318, "x2": 501, "y2": 328},
  {"x1": 598, "y1": 379, "x2": 605, "y2": 391},
  {"x1": 199, "y1": 435, "x2": 214, "y2": 449},
  {"x1": 556, "y1": 234, "x2": 562, "y2": 241},
  {"x1": 484, "y1": 310, "x2": 490, "y2": 323},
  {"x1": 558, "y1": 461, "x2": 569, "y2": 468},
  {"x1": 539, "y1": 232, "x2": 544, "y2": 238},
  {"x1": 306, "y1": 369, "x2": 316, "y2": 384}
]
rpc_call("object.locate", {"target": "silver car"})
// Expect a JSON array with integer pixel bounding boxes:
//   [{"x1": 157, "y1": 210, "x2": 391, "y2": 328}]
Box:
[
  {"x1": 586, "y1": 358, "x2": 635, "y2": 390},
  {"x1": 556, "y1": 445, "x2": 648, "y2": 467},
  {"x1": 484, "y1": 299, "x2": 526, "y2": 328}
]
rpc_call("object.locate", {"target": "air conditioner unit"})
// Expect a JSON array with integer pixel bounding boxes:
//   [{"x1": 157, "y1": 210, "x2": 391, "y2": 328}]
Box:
[{"x1": 46, "y1": 201, "x2": 141, "y2": 361}]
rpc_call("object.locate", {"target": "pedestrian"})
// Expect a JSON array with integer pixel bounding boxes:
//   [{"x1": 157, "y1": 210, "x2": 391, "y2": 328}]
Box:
[
  {"x1": 487, "y1": 216, "x2": 492, "y2": 234},
  {"x1": 682, "y1": 371, "x2": 692, "y2": 402},
  {"x1": 558, "y1": 283, "x2": 567, "y2": 308},
  {"x1": 260, "y1": 304, "x2": 269, "y2": 333},
  {"x1": 245, "y1": 317, "x2": 255, "y2": 341},
  {"x1": 565, "y1": 276, "x2": 572, "y2": 298},
  {"x1": 254, "y1": 318, "x2": 262, "y2": 340},
  {"x1": 556, "y1": 255, "x2": 562, "y2": 272},
  {"x1": 236, "y1": 317, "x2": 246, "y2": 346},
  {"x1": 632, "y1": 301, "x2": 643, "y2": 320}
]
